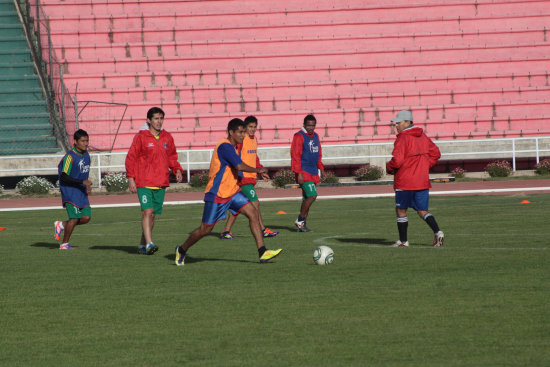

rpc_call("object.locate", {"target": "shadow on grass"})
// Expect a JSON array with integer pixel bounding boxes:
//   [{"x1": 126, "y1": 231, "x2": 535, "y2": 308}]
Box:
[
  {"x1": 164, "y1": 254, "x2": 254, "y2": 264},
  {"x1": 335, "y1": 237, "x2": 434, "y2": 248},
  {"x1": 198, "y1": 232, "x2": 253, "y2": 239},
  {"x1": 335, "y1": 237, "x2": 394, "y2": 246},
  {"x1": 181, "y1": 228, "x2": 293, "y2": 239},
  {"x1": 89, "y1": 245, "x2": 137, "y2": 254},
  {"x1": 210, "y1": 225, "x2": 295, "y2": 239},
  {"x1": 31, "y1": 242, "x2": 63, "y2": 250},
  {"x1": 266, "y1": 225, "x2": 298, "y2": 233},
  {"x1": 181, "y1": 231, "x2": 248, "y2": 239}
]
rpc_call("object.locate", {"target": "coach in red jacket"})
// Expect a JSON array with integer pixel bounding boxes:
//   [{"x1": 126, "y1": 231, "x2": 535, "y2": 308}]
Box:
[
  {"x1": 386, "y1": 110, "x2": 444, "y2": 248},
  {"x1": 125, "y1": 107, "x2": 183, "y2": 255}
]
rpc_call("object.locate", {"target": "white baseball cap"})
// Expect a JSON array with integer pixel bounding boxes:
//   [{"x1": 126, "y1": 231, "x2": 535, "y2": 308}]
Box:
[{"x1": 391, "y1": 110, "x2": 413, "y2": 123}]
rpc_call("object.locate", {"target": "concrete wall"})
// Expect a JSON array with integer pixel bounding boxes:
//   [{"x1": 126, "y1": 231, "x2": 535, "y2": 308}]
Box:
[{"x1": 1, "y1": 136, "x2": 549, "y2": 186}]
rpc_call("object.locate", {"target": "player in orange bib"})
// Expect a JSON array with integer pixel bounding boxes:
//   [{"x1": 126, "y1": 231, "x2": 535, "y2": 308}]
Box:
[
  {"x1": 220, "y1": 116, "x2": 279, "y2": 240},
  {"x1": 174, "y1": 118, "x2": 282, "y2": 266}
]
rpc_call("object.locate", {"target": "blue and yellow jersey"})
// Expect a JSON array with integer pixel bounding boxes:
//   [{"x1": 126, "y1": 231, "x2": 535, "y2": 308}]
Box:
[
  {"x1": 58, "y1": 147, "x2": 91, "y2": 208},
  {"x1": 204, "y1": 139, "x2": 243, "y2": 202}
]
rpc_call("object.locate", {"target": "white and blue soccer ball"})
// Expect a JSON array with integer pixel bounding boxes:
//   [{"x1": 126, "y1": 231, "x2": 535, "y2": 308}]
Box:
[{"x1": 313, "y1": 246, "x2": 334, "y2": 265}]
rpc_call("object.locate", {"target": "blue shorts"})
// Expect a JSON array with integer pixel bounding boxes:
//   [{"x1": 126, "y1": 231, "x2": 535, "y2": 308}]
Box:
[
  {"x1": 395, "y1": 189, "x2": 429, "y2": 211},
  {"x1": 202, "y1": 191, "x2": 250, "y2": 225}
]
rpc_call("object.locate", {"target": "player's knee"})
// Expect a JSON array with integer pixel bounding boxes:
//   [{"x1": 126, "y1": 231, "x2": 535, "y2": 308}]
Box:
[
  {"x1": 142, "y1": 209, "x2": 154, "y2": 218},
  {"x1": 80, "y1": 217, "x2": 91, "y2": 224},
  {"x1": 417, "y1": 210, "x2": 429, "y2": 218},
  {"x1": 242, "y1": 205, "x2": 259, "y2": 219},
  {"x1": 200, "y1": 224, "x2": 214, "y2": 236}
]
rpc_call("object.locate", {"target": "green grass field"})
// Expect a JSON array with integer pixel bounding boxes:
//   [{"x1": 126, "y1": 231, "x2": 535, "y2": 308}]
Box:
[{"x1": 1, "y1": 194, "x2": 549, "y2": 366}]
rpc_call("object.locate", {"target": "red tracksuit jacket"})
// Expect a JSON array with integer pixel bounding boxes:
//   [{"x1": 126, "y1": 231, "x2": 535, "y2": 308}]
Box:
[
  {"x1": 386, "y1": 126, "x2": 440, "y2": 190},
  {"x1": 125, "y1": 129, "x2": 183, "y2": 187}
]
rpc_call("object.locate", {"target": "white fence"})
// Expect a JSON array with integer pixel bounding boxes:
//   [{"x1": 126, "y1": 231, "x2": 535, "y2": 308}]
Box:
[{"x1": 1, "y1": 136, "x2": 549, "y2": 187}]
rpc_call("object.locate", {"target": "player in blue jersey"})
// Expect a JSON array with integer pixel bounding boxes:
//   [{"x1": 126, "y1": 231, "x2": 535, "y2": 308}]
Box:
[
  {"x1": 54, "y1": 129, "x2": 92, "y2": 250},
  {"x1": 290, "y1": 114, "x2": 325, "y2": 232}
]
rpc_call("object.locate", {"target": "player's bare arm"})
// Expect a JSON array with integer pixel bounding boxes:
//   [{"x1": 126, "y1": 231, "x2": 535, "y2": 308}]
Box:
[{"x1": 236, "y1": 162, "x2": 266, "y2": 174}]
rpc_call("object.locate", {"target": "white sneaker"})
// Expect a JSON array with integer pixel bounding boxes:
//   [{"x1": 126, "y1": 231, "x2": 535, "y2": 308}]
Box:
[
  {"x1": 294, "y1": 219, "x2": 312, "y2": 232},
  {"x1": 390, "y1": 240, "x2": 409, "y2": 247},
  {"x1": 433, "y1": 231, "x2": 444, "y2": 247}
]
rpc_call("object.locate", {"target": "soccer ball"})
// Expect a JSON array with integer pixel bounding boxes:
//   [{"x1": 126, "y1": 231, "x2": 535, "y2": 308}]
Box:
[{"x1": 313, "y1": 246, "x2": 334, "y2": 265}]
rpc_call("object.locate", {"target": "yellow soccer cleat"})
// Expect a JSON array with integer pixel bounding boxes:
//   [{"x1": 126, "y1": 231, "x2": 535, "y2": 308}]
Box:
[
  {"x1": 260, "y1": 249, "x2": 282, "y2": 264},
  {"x1": 175, "y1": 246, "x2": 186, "y2": 266}
]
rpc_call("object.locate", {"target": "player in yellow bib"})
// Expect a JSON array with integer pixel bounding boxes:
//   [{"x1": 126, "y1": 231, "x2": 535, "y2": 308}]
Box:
[{"x1": 220, "y1": 116, "x2": 279, "y2": 239}]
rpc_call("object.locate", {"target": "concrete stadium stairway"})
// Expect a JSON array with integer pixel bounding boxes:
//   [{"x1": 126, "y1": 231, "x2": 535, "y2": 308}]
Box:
[{"x1": 0, "y1": 0, "x2": 58, "y2": 155}]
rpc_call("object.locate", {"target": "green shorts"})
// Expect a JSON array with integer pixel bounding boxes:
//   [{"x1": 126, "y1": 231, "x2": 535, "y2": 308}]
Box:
[
  {"x1": 65, "y1": 203, "x2": 92, "y2": 219},
  {"x1": 137, "y1": 187, "x2": 166, "y2": 214},
  {"x1": 301, "y1": 181, "x2": 318, "y2": 200},
  {"x1": 240, "y1": 184, "x2": 259, "y2": 202}
]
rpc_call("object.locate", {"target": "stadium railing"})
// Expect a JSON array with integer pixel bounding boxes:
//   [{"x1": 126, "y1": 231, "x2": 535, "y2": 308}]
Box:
[{"x1": 1, "y1": 136, "x2": 549, "y2": 188}]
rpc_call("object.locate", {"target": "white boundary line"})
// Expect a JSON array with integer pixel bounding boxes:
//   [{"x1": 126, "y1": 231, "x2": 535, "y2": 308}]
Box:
[
  {"x1": 311, "y1": 186, "x2": 550, "y2": 200},
  {"x1": 1, "y1": 186, "x2": 549, "y2": 212},
  {"x1": 0, "y1": 200, "x2": 203, "y2": 212},
  {"x1": 313, "y1": 235, "x2": 550, "y2": 251}
]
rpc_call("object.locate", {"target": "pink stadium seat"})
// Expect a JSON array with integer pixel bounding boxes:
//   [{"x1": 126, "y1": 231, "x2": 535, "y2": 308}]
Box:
[{"x1": 33, "y1": 0, "x2": 550, "y2": 151}]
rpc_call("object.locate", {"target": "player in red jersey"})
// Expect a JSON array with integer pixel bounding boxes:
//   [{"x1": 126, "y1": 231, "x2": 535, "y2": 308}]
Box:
[{"x1": 125, "y1": 107, "x2": 183, "y2": 255}]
